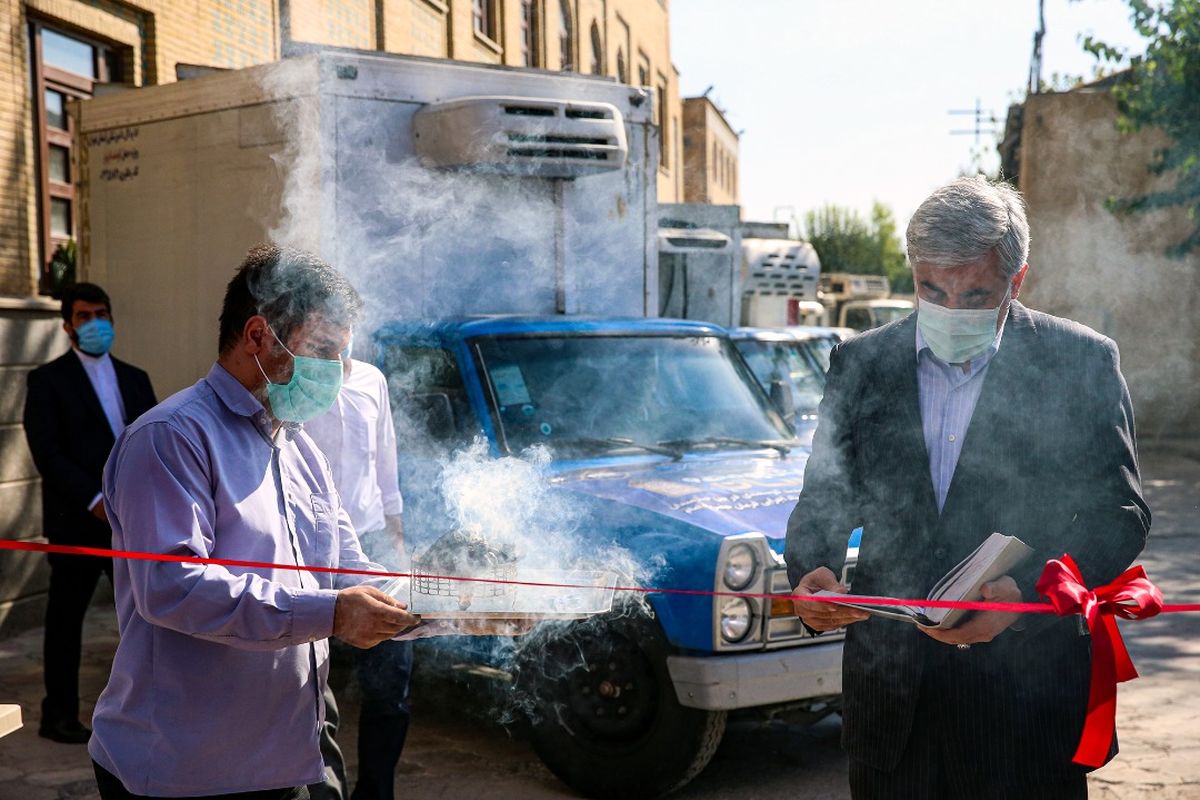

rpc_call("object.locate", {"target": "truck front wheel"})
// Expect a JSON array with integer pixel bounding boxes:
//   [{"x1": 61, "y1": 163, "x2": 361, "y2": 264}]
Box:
[{"x1": 516, "y1": 617, "x2": 726, "y2": 800}]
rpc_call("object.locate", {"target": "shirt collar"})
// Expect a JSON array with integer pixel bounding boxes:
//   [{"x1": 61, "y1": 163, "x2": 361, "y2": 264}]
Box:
[
  {"x1": 915, "y1": 315, "x2": 1007, "y2": 370},
  {"x1": 206, "y1": 362, "x2": 267, "y2": 418},
  {"x1": 72, "y1": 347, "x2": 112, "y2": 367}
]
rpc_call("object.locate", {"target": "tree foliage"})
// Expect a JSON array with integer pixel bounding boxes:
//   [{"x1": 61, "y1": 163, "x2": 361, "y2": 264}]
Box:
[
  {"x1": 1083, "y1": 0, "x2": 1200, "y2": 256},
  {"x1": 804, "y1": 202, "x2": 912, "y2": 293}
]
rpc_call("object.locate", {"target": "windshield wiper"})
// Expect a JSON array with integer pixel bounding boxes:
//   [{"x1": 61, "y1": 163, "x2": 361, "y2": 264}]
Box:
[
  {"x1": 658, "y1": 436, "x2": 795, "y2": 457},
  {"x1": 553, "y1": 437, "x2": 684, "y2": 460}
]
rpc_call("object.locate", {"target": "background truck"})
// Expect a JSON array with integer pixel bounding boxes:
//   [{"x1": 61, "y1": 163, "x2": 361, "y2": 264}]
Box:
[
  {"x1": 74, "y1": 50, "x2": 847, "y2": 799},
  {"x1": 654, "y1": 207, "x2": 828, "y2": 329},
  {"x1": 818, "y1": 272, "x2": 914, "y2": 331}
]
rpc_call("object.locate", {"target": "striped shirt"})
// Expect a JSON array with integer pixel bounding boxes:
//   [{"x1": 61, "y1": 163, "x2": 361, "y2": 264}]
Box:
[{"x1": 915, "y1": 323, "x2": 1005, "y2": 512}]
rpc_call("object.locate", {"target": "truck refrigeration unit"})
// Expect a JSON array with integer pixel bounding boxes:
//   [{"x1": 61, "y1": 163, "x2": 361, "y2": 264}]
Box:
[
  {"x1": 77, "y1": 49, "x2": 658, "y2": 395},
  {"x1": 75, "y1": 50, "x2": 848, "y2": 800}
]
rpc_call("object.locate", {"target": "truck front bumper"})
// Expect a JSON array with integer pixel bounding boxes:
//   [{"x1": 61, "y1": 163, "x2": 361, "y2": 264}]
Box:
[{"x1": 666, "y1": 640, "x2": 843, "y2": 711}]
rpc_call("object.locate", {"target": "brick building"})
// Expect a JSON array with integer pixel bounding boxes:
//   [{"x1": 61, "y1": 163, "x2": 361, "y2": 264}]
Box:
[
  {"x1": 0, "y1": 0, "x2": 683, "y2": 631},
  {"x1": 681, "y1": 94, "x2": 738, "y2": 205}
]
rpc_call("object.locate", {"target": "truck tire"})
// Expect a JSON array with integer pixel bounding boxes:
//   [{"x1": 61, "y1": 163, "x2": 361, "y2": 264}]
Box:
[{"x1": 515, "y1": 616, "x2": 727, "y2": 800}]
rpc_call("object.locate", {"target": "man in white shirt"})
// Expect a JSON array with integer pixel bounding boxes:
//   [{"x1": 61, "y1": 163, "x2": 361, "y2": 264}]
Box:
[
  {"x1": 23, "y1": 282, "x2": 157, "y2": 744},
  {"x1": 305, "y1": 351, "x2": 413, "y2": 800}
]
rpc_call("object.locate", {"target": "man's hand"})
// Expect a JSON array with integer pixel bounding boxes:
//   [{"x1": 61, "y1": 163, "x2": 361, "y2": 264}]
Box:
[
  {"x1": 333, "y1": 585, "x2": 419, "y2": 648},
  {"x1": 792, "y1": 566, "x2": 870, "y2": 632},
  {"x1": 91, "y1": 502, "x2": 108, "y2": 523},
  {"x1": 920, "y1": 575, "x2": 1022, "y2": 646}
]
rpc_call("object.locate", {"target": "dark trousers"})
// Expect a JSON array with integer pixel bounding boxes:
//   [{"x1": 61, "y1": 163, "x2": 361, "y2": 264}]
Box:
[
  {"x1": 309, "y1": 684, "x2": 347, "y2": 800},
  {"x1": 43, "y1": 553, "x2": 113, "y2": 725},
  {"x1": 847, "y1": 653, "x2": 1089, "y2": 800},
  {"x1": 94, "y1": 761, "x2": 309, "y2": 800},
  {"x1": 351, "y1": 640, "x2": 413, "y2": 800},
  {"x1": 309, "y1": 640, "x2": 413, "y2": 800}
]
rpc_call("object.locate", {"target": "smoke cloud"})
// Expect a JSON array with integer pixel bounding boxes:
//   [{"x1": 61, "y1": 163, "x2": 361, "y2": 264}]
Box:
[{"x1": 256, "y1": 55, "x2": 659, "y2": 721}]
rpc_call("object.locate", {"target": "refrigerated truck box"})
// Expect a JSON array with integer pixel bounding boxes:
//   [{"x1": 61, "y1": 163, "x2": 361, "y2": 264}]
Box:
[{"x1": 76, "y1": 50, "x2": 660, "y2": 396}]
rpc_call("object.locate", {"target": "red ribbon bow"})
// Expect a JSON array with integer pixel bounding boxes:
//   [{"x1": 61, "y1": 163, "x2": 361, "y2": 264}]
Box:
[{"x1": 1036, "y1": 555, "x2": 1163, "y2": 767}]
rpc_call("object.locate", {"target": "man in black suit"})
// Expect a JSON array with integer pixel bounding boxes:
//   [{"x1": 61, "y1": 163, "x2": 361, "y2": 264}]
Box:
[
  {"x1": 787, "y1": 177, "x2": 1150, "y2": 799},
  {"x1": 23, "y1": 283, "x2": 156, "y2": 744}
]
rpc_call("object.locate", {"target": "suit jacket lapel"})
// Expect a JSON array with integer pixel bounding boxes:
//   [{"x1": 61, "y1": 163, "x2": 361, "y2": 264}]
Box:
[
  {"x1": 877, "y1": 315, "x2": 941, "y2": 527},
  {"x1": 112, "y1": 358, "x2": 138, "y2": 425},
  {"x1": 62, "y1": 350, "x2": 112, "y2": 433},
  {"x1": 940, "y1": 302, "x2": 1038, "y2": 519}
]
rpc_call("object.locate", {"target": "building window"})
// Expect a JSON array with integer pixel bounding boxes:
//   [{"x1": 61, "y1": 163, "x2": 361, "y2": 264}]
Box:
[
  {"x1": 473, "y1": 0, "x2": 498, "y2": 42},
  {"x1": 520, "y1": 0, "x2": 541, "y2": 67},
  {"x1": 616, "y1": 47, "x2": 627, "y2": 83},
  {"x1": 558, "y1": 0, "x2": 574, "y2": 71},
  {"x1": 29, "y1": 20, "x2": 123, "y2": 294},
  {"x1": 589, "y1": 21, "x2": 602, "y2": 75},
  {"x1": 637, "y1": 54, "x2": 649, "y2": 87}
]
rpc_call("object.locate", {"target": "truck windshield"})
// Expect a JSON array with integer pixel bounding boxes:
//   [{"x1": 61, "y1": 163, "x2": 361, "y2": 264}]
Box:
[
  {"x1": 733, "y1": 339, "x2": 825, "y2": 416},
  {"x1": 473, "y1": 335, "x2": 792, "y2": 456}
]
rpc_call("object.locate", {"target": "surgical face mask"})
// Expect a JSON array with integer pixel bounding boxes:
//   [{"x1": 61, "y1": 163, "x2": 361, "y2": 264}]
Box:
[
  {"x1": 75, "y1": 318, "x2": 115, "y2": 356},
  {"x1": 254, "y1": 327, "x2": 344, "y2": 423},
  {"x1": 917, "y1": 288, "x2": 1010, "y2": 364}
]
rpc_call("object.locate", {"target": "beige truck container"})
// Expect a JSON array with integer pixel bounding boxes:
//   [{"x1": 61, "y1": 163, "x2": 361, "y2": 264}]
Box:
[{"x1": 76, "y1": 50, "x2": 660, "y2": 396}]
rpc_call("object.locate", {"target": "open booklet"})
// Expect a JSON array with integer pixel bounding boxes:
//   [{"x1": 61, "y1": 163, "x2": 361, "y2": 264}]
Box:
[
  {"x1": 814, "y1": 532, "x2": 1033, "y2": 629},
  {"x1": 379, "y1": 569, "x2": 617, "y2": 621}
]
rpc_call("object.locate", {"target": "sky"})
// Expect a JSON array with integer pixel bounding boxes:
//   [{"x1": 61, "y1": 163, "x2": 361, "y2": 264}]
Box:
[{"x1": 669, "y1": 0, "x2": 1149, "y2": 232}]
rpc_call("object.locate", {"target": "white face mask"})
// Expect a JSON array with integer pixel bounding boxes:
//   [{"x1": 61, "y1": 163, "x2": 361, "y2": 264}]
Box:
[{"x1": 917, "y1": 289, "x2": 1010, "y2": 364}]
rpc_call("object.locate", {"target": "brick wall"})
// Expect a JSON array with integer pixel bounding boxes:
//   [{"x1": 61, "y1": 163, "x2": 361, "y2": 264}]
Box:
[
  {"x1": 0, "y1": 300, "x2": 70, "y2": 635},
  {"x1": 0, "y1": 0, "x2": 36, "y2": 299}
]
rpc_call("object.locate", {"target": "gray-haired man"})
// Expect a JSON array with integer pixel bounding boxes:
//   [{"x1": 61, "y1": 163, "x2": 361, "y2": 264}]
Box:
[{"x1": 787, "y1": 177, "x2": 1149, "y2": 798}]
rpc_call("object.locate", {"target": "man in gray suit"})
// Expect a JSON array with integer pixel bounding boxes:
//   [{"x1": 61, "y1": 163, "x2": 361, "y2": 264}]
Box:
[{"x1": 787, "y1": 176, "x2": 1149, "y2": 799}]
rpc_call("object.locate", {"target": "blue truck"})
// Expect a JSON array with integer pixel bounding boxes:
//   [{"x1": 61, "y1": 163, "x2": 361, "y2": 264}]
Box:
[{"x1": 373, "y1": 315, "x2": 847, "y2": 799}]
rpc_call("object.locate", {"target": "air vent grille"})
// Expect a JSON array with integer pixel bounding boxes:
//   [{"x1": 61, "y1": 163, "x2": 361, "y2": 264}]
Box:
[{"x1": 415, "y1": 96, "x2": 628, "y2": 178}]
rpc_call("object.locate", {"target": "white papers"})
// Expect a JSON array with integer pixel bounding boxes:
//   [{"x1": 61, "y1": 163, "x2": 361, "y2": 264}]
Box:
[
  {"x1": 814, "y1": 532, "x2": 1033, "y2": 630},
  {"x1": 380, "y1": 569, "x2": 617, "y2": 620}
]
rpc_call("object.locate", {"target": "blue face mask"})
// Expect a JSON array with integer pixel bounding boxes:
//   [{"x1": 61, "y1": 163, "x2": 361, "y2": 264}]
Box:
[
  {"x1": 254, "y1": 328, "x2": 344, "y2": 423},
  {"x1": 75, "y1": 318, "x2": 115, "y2": 356}
]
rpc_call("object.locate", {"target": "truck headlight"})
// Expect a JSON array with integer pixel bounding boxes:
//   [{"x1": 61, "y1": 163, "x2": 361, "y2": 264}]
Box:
[
  {"x1": 722, "y1": 543, "x2": 757, "y2": 590},
  {"x1": 718, "y1": 597, "x2": 753, "y2": 642}
]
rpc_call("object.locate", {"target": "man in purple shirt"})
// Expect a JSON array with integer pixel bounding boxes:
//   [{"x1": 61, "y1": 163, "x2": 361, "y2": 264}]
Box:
[{"x1": 90, "y1": 246, "x2": 420, "y2": 799}]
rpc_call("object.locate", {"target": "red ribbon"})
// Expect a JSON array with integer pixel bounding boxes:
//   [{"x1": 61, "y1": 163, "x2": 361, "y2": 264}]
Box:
[{"x1": 1036, "y1": 555, "x2": 1164, "y2": 768}]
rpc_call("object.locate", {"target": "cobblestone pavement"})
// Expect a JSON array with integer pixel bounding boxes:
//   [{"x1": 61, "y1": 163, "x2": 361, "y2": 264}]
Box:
[{"x1": 0, "y1": 447, "x2": 1196, "y2": 800}]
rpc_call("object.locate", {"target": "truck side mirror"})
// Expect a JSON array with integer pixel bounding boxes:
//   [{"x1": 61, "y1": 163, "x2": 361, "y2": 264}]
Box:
[{"x1": 768, "y1": 379, "x2": 797, "y2": 427}]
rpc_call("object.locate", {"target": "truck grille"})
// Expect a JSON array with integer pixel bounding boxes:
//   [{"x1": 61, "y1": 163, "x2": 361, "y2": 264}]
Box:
[{"x1": 761, "y1": 568, "x2": 842, "y2": 647}]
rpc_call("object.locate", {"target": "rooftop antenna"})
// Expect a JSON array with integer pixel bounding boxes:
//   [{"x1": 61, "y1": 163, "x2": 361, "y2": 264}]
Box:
[
  {"x1": 948, "y1": 98, "x2": 1000, "y2": 144},
  {"x1": 1028, "y1": 0, "x2": 1046, "y2": 95}
]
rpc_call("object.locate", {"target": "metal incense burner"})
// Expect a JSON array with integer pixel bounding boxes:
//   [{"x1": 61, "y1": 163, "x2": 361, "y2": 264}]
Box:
[{"x1": 411, "y1": 529, "x2": 521, "y2": 611}]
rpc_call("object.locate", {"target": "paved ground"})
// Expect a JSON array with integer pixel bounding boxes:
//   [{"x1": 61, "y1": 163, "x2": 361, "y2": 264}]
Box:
[{"x1": 0, "y1": 446, "x2": 1196, "y2": 800}]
